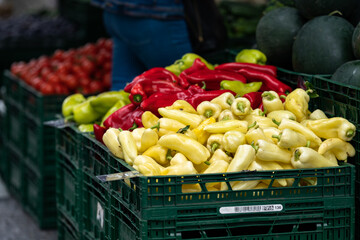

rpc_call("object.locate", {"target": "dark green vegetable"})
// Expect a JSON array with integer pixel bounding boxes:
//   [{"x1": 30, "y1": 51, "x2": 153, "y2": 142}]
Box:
[
  {"x1": 353, "y1": 22, "x2": 360, "y2": 59},
  {"x1": 331, "y1": 60, "x2": 360, "y2": 88}
]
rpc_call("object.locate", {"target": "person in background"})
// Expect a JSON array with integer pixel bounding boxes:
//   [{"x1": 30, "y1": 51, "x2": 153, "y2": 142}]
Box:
[{"x1": 90, "y1": 0, "x2": 193, "y2": 91}]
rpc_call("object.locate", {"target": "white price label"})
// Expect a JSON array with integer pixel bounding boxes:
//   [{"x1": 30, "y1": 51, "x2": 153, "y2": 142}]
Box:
[
  {"x1": 96, "y1": 202, "x2": 104, "y2": 228},
  {"x1": 219, "y1": 204, "x2": 283, "y2": 214}
]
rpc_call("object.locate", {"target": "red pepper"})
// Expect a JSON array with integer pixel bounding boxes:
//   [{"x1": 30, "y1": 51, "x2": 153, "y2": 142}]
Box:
[
  {"x1": 237, "y1": 68, "x2": 292, "y2": 94},
  {"x1": 215, "y1": 62, "x2": 277, "y2": 77},
  {"x1": 179, "y1": 58, "x2": 210, "y2": 88},
  {"x1": 243, "y1": 91, "x2": 263, "y2": 109},
  {"x1": 93, "y1": 123, "x2": 107, "y2": 144},
  {"x1": 132, "y1": 107, "x2": 144, "y2": 129},
  {"x1": 129, "y1": 79, "x2": 184, "y2": 105},
  {"x1": 185, "y1": 69, "x2": 247, "y2": 90},
  {"x1": 103, "y1": 103, "x2": 137, "y2": 129},
  {"x1": 185, "y1": 89, "x2": 236, "y2": 108},
  {"x1": 124, "y1": 67, "x2": 182, "y2": 92}
]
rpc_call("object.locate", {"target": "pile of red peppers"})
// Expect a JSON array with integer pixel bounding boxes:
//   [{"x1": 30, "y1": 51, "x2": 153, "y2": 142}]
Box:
[{"x1": 94, "y1": 57, "x2": 292, "y2": 143}]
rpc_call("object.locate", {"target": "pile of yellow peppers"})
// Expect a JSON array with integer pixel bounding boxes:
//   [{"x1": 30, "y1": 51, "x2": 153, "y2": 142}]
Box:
[{"x1": 102, "y1": 88, "x2": 356, "y2": 192}]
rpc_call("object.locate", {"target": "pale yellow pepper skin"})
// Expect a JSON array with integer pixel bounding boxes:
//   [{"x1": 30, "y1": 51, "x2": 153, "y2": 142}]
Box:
[
  {"x1": 118, "y1": 130, "x2": 138, "y2": 165},
  {"x1": 317, "y1": 138, "x2": 356, "y2": 161},
  {"x1": 273, "y1": 128, "x2": 307, "y2": 149},
  {"x1": 210, "y1": 92, "x2": 235, "y2": 110},
  {"x1": 133, "y1": 155, "x2": 164, "y2": 176},
  {"x1": 255, "y1": 139, "x2": 292, "y2": 164},
  {"x1": 158, "y1": 108, "x2": 204, "y2": 129},
  {"x1": 161, "y1": 153, "x2": 198, "y2": 176},
  {"x1": 284, "y1": 88, "x2": 310, "y2": 122},
  {"x1": 262, "y1": 91, "x2": 284, "y2": 113},
  {"x1": 309, "y1": 109, "x2": 328, "y2": 120},
  {"x1": 218, "y1": 109, "x2": 238, "y2": 121},
  {"x1": 266, "y1": 110, "x2": 296, "y2": 123},
  {"x1": 142, "y1": 144, "x2": 169, "y2": 166},
  {"x1": 262, "y1": 127, "x2": 281, "y2": 144},
  {"x1": 165, "y1": 100, "x2": 197, "y2": 114},
  {"x1": 102, "y1": 128, "x2": 124, "y2": 159},
  {"x1": 131, "y1": 127, "x2": 146, "y2": 151},
  {"x1": 206, "y1": 134, "x2": 224, "y2": 153},
  {"x1": 222, "y1": 130, "x2": 246, "y2": 153},
  {"x1": 245, "y1": 126, "x2": 272, "y2": 145},
  {"x1": 204, "y1": 119, "x2": 248, "y2": 134},
  {"x1": 158, "y1": 133, "x2": 210, "y2": 165},
  {"x1": 244, "y1": 114, "x2": 278, "y2": 129},
  {"x1": 248, "y1": 159, "x2": 287, "y2": 187},
  {"x1": 203, "y1": 159, "x2": 229, "y2": 190},
  {"x1": 291, "y1": 147, "x2": 339, "y2": 169},
  {"x1": 304, "y1": 117, "x2": 356, "y2": 142},
  {"x1": 138, "y1": 128, "x2": 158, "y2": 153},
  {"x1": 141, "y1": 111, "x2": 159, "y2": 129},
  {"x1": 197, "y1": 101, "x2": 222, "y2": 119},
  {"x1": 208, "y1": 149, "x2": 232, "y2": 164},
  {"x1": 156, "y1": 118, "x2": 186, "y2": 137},
  {"x1": 225, "y1": 180, "x2": 261, "y2": 191},
  {"x1": 231, "y1": 97, "x2": 252, "y2": 116},
  {"x1": 192, "y1": 117, "x2": 216, "y2": 145}
]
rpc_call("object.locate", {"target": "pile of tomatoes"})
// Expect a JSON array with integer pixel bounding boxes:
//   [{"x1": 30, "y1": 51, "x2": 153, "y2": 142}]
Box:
[{"x1": 10, "y1": 38, "x2": 113, "y2": 95}]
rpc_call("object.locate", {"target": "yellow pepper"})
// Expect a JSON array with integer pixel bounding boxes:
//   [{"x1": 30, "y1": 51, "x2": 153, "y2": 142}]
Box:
[
  {"x1": 161, "y1": 153, "x2": 198, "y2": 176},
  {"x1": 245, "y1": 126, "x2": 272, "y2": 145},
  {"x1": 251, "y1": 108, "x2": 265, "y2": 116},
  {"x1": 182, "y1": 184, "x2": 202, "y2": 193},
  {"x1": 291, "y1": 147, "x2": 339, "y2": 169},
  {"x1": 203, "y1": 160, "x2": 229, "y2": 189},
  {"x1": 158, "y1": 108, "x2": 203, "y2": 129},
  {"x1": 262, "y1": 91, "x2": 284, "y2": 113},
  {"x1": 284, "y1": 88, "x2": 310, "y2": 122},
  {"x1": 118, "y1": 130, "x2": 138, "y2": 165},
  {"x1": 208, "y1": 149, "x2": 232, "y2": 164},
  {"x1": 278, "y1": 118, "x2": 322, "y2": 148},
  {"x1": 206, "y1": 134, "x2": 224, "y2": 153},
  {"x1": 254, "y1": 139, "x2": 292, "y2": 164},
  {"x1": 304, "y1": 117, "x2": 356, "y2": 141},
  {"x1": 317, "y1": 138, "x2": 356, "y2": 161},
  {"x1": 133, "y1": 155, "x2": 164, "y2": 176},
  {"x1": 210, "y1": 92, "x2": 235, "y2": 110},
  {"x1": 218, "y1": 109, "x2": 237, "y2": 121},
  {"x1": 138, "y1": 128, "x2": 158, "y2": 153},
  {"x1": 272, "y1": 128, "x2": 307, "y2": 149},
  {"x1": 262, "y1": 127, "x2": 281, "y2": 144},
  {"x1": 244, "y1": 114, "x2": 278, "y2": 129},
  {"x1": 192, "y1": 117, "x2": 216, "y2": 145},
  {"x1": 266, "y1": 110, "x2": 296, "y2": 123},
  {"x1": 231, "y1": 97, "x2": 252, "y2": 116},
  {"x1": 222, "y1": 130, "x2": 246, "y2": 153},
  {"x1": 131, "y1": 127, "x2": 146, "y2": 151},
  {"x1": 309, "y1": 109, "x2": 328, "y2": 120},
  {"x1": 158, "y1": 133, "x2": 210, "y2": 165},
  {"x1": 254, "y1": 182, "x2": 269, "y2": 189},
  {"x1": 197, "y1": 101, "x2": 222, "y2": 119},
  {"x1": 102, "y1": 128, "x2": 124, "y2": 159},
  {"x1": 204, "y1": 120, "x2": 248, "y2": 134},
  {"x1": 155, "y1": 118, "x2": 186, "y2": 137},
  {"x1": 227, "y1": 180, "x2": 261, "y2": 191},
  {"x1": 142, "y1": 144, "x2": 170, "y2": 166},
  {"x1": 165, "y1": 100, "x2": 197, "y2": 114},
  {"x1": 141, "y1": 111, "x2": 159, "y2": 129},
  {"x1": 323, "y1": 151, "x2": 339, "y2": 165},
  {"x1": 248, "y1": 159, "x2": 287, "y2": 187}
]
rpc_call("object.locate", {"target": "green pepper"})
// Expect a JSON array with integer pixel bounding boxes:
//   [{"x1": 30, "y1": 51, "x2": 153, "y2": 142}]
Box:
[
  {"x1": 78, "y1": 123, "x2": 94, "y2": 133},
  {"x1": 165, "y1": 63, "x2": 182, "y2": 76},
  {"x1": 235, "y1": 49, "x2": 267, "y2": 65},
  {"x1": 73, "y1": 97, "x2": 102, "y2": 124},
  {"x1": 90, "y1": 90, "x2": 130, "y2": 115},
  {"x1": 220, "y1": 80, "x2": 262, "y2": 97},
  {"x1": 166, "y1": 53, "x2": 214, "y2": 75},
  {"x1": 62, "y1": 93, "x2": 86, "y2": 118},
  {"x1": 100, "y1": 99, "x2": 128, "y2": 126}
]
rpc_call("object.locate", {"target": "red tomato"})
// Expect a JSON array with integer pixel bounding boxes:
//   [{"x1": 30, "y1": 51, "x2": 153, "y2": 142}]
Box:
[
  {"x1": 30, "y1": 77, "x2": 43, "y2": 90},
  {"x1": 63, "y1": 74, "x2": 78, "y2": 90},
  {"x1": 79, "y1": 77, "x2": 91, "y2": 88},
  {"x1": 40, "y1": 67, "x2": 52, "y2": 78},
  {"x1": 40, "y1": 82, "x2": 55, "y2": 95},
  {"x1": 89, "y1": 80, "x2": 104, "y2": 94},
  {"x1": 81, "y1": 59, "x2": 95, "y2": 74},
  {"x1": 47, "y1": 73, "x2": 61, "y2": 84},
  {"x1": 102, "y1": 72, "x2": 111, "y2": 90},
  {"x1": 53, "y1": 49, "x2": 65, "y2": 60}
]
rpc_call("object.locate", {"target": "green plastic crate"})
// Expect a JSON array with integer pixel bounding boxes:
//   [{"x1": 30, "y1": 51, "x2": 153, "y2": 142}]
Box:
[
  {"x1": 22, "y1": 161, "x2": 57, "y2": 229},
  {"x1": 82, "y1": 171, "x2": 110, "y2": 240},
  {"x1": 4, "y1": 99, "x2": 24, "y2": 153},
  {"x1": 58, "y1": 210, "x2": 81, "y2": 240},
  {"x1": 56, "y1": 126, "x2": 83, "y2": 230},
  {"x1": 0, "y1": 100, "x2": 7, "y2": 181},
  {"x1": 5, "y1": 141, "x2": 23, "y2": 202},
  {"x1": 3, "y1": 70, "x2": 24, "y2": 107},
  {"x1": 110, "y1": 194, "x2": 354, "y2": 240}
]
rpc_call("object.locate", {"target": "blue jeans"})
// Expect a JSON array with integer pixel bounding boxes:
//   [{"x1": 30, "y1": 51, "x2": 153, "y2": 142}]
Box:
[{"x1": 103, "y1": 11, "x2": 193, "y2": 90}]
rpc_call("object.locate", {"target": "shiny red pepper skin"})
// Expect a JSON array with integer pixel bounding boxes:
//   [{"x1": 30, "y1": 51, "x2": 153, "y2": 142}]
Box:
[
  {"x1": 103, "y1": 103, "x2": 137, "y2": 129},
  {"x1": 237, "y1": 68, "x2": 292, "y2": 94},
  {"x1": 185, "y1": 89, "x2": 236, "y2": 108},
  {"x1": 93, "y1": 123, "x2": 107, "y2": 144},
  {"x1": 179, "y1": 58, "x2": 210, "y2": 88},
  {"x1": 124, "y1": 67, "x2": 182, "y2": 92},
  {"x1": 185, "y1": 69, "x2": 247, "y2": 90},
  {"x1": 243, "y1": 91, "x2": 263, "y2": 109},
  {"x1": 215, "y1": 62, "x2": 277, "y2": 77},
  {"x1": 129, "y1": 80, "x2": 184, "y2": 105}
]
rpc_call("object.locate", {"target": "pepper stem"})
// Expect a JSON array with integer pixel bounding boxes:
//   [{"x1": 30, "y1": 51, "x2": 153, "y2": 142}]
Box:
[
  {"x1": 177, "y1": 125, "x2": 190, "y2": 134},
  {"x1": 166, "y1": 149, "x2": 173, "y2": 161},
  {"x1": 272, "y1": 134, "x2": 281, "y2": 141},
  {"x1": 226, "y1": 98, "x2": 233, "y2": 106},
  {"x1": 250, "y1": 141, "x2": 259, "y2": 152},
  {"x1": 204, "y1": 109, "x2": 213, "y2": 118},
  {"x1": 306, "y1": 140, "x2": 311, "y2": 148},
  {"x1": 210, "y1": 142, "x2": 220, "y2": 152},
  {"x1": 133, "y1": 94, "x2": 142, "y2": 103},
  {"x1": 294, "y1": 149, "x2": 301, "y2": 161},
  {"x1": 237, "y1": 102, "x2": 245, "y2": 112},
  {"x1": 247, "y1": 121, "x2": 257, "y2": 130},
  {"x1": 129, "y1": 122, "x2": 138, "y2": 131},
  {"x1": 272, "y1": 118, "x2": 281, "y2": 126},
  {"x1": 280, "y1": 95, "x2": 287, "y2": 100},
  {"x1": 261, "y1": 92, "x2": 275, "y2": 101},
  {"x1": 204, "y1": 161, "x2": 211, "y2": 165},
  {"x1": 346, "y1": 129, "x2": 355, "y2": 138},
  {"x1": 201, "y1": 81, "x2": 206, "y2": 89},
  {"x1": 150, "y1": 122, "x2": 160, "y2": 130}
]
